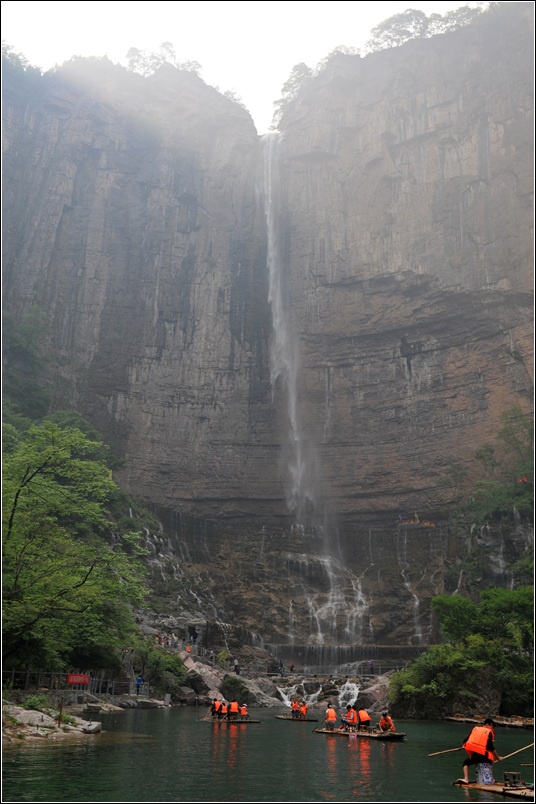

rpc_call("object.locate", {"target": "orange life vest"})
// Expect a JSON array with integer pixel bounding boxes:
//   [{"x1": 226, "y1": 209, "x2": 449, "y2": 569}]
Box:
[
  {"x1": 358, "y1": 709, "x2": 371, "y2": 723},
  {"x1": 346, "y1": 708, "x2": 357, "y2": 724},
  {"x1": 229, "y1": 701, "x2": 239, "y2": 713},
  {"x1": 380, "y1": 715, "x2": 394, "y2": 731},
  {"x1": 299, "y1": 704, "x2": 307, "y2": 716},
  {"x1": 326, "y1": 707, "x2": 337, "y2": 722},
  {"x1": 463, "y1": 726, "x2": 495, "y2": 762},
  {"x1": 220, "y1": 703, "x2": 228, "y2": 714},
  {"x1": 291, "y1": 700, "x2": 299, "y2": 711},
  {"x1": 213, "y1": 700, "x2": 221, "y2": 712},
  {"x1": 240, "y1": 705, "x2": 248, "y2": 716}
]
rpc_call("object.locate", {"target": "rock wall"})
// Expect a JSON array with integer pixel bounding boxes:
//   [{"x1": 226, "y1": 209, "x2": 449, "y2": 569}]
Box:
[{"x1": 2, "y1": 3, "x2": 533, "y2": 649}]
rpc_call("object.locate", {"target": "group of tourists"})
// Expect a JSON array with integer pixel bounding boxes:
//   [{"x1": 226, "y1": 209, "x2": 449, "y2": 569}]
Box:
[
  {"x1": 290, "y1": 698, "x2": 309, "y2": 719},
  {"x1": 323, "y1": 702, "x2": 397, "y2": 733},
  {"x1": 210, "y1": 698, "x2": 249, "y2": 721}
]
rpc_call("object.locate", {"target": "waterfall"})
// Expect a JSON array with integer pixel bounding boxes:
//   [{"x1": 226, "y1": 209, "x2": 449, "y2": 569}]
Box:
[
  {"x1": 276, "y1": 682, "x2": 323, "y2": 706},
  {"x1": 263, "y1": 131, "x2": 316, "y2": 525},
  {"x1": 397, "y1": 531, "x2": 424, "y2": 645},
  {"x1": 338, "y1": 681, "x2": 360, "y2": 709},
  {"x1": 262, "y1": 132, "x2": 338, "y2": 541},
  {"x1": 261, "y1": 132, "x2": 371, "y2": 652}
]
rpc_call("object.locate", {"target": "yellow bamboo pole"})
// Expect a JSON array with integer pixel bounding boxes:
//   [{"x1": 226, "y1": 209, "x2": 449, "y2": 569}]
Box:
[
  {"x1": 428, "y1": 746, "x2": 463, "y2": 757},
  {"x1": 499, "y1": 743, "x2": 534, "y2": 762}
]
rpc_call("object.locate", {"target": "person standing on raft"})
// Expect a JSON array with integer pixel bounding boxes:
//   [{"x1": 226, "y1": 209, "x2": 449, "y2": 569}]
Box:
[{"x1": 456, "y1": 718, "x2": 503, "y2": 785}]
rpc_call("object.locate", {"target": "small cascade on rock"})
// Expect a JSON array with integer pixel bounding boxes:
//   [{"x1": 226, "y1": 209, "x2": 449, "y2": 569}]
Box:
[
  {"x1": 276, "y1": 685, "x2": 296, "y2": 707},
  {"x1": 276, "y1": 681, "x2": 324, "y2": 706},
  {"x1": 338, "y1": 681, "x2": 361, "y2": 709},
  {"x1": 262, "y1": 131, "x2": 370, "y2": 651},
  {"x1": 397, "y1": 531, "x2": 423, "y2": 645}
]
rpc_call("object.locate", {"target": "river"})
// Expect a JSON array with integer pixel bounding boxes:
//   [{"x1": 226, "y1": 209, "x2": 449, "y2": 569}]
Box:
[{"x1": 2, "y1": 707, "x2": 534, "y2": 802}]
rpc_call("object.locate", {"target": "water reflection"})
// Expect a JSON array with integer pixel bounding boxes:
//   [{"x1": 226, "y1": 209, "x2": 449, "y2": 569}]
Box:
[{"x1": 2, "y1": 711, "x2": 532, "y2": 803}]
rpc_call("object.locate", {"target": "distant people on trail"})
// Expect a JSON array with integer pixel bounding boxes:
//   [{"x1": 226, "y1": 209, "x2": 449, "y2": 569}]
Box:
[
  {"x1": 278, "y1": 661, "x2": 284, "y2": 676},
  {"x1": 369, "y1": 659, "x2": 374, "y2": 674},
  {"x1": 135, "y1": 675, "x2": 143, "y2": 696},
  {"x1": 378, "y1": 711, "x2": 396, "y2": 732},
  {"x1": 357, "y1": 708, "x2": 372, "y2": 731},
  {"x1": 289, "y1": 661, "x2": 295, "y2": 673},
  {"x1": 233, "y1": 658, "x2": 240, "y2": 675},
  {"x1": 324, "y1": 702, "x2": 338, "y2": 731}
]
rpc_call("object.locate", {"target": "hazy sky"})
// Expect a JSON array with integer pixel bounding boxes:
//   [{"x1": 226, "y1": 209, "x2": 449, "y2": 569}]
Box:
[{"x1": 3, "y1": 1, "x2": 482, "y2": 132}]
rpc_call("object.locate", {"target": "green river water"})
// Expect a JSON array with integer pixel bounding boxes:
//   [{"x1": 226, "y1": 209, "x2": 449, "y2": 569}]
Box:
[{"x1": 2, "y1": 707, "x2": 534, "y2": 802}]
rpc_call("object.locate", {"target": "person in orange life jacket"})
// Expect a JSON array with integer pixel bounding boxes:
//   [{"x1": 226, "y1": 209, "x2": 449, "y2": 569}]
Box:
[
  {"x1": 325, "y1": 702, "x2": 338, "y2": 731},
  {"x1": 299, "y1": 701, "x2": 308, "y2": 719},
  {"x1": 457, "y1": 718, "x2": 503, "y2": 785},
  {"x1": 228, "y1": 699, "x2": 240, "y2": 720},
  {"x1": 339, "y1": 704, "x2": 358, "y2": 730},
  {"x1": 240, "y1": 703, "x2": 249, "y2": 720},
  {"x1": 357, "y1": 708, "x2": 371, "y2": 730},
  {"x1": 219, "y1": 701, "x2": 228, "y2": 720},
  {"x1": 211, "y1": 698, "x2": 222, "y2": 718},
  {"x1": 378, "y1": 711, "x2": 396, "y2": 732},
  {"x1": 290, "y1": 699, "x2": 300, "y2": 718}
]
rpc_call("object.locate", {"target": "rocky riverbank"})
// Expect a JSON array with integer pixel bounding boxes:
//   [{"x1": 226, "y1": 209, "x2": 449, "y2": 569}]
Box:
[{"x1": 2, "y1": 701, "x2": 104, "y2": 743}]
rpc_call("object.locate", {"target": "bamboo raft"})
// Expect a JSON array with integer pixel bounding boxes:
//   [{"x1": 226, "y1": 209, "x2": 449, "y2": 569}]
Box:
[
  {"x1": 275, "y1": 714, "x2": 319, "y2": 723},
  {"x1": 313, "y1": 727, "x2": 406, "y2": 741},
  {"x1": 198, "y1": 716, "x2": 261, "y2": 724},
  {"x1": 453, "y1": 781, "x2": 534, "y2": 800}
]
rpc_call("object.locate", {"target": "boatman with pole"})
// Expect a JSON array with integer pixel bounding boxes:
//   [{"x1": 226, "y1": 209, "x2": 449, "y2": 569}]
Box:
[{"x1": 456, "y1": 718, "x2": 503, "y2": 785}]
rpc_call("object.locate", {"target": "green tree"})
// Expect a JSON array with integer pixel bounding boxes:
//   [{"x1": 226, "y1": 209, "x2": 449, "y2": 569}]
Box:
[
  {"x1": 126, "y1": 42, "x2": 201, "y2": 76},
  {"x1": 366, "y1": 4, "x2": 489, "y2": 52},
  {"x1": 271, "y1": 63, "x2": 313, "y2": 129},
  {"x1": 466, "y1": 407, "x2": 533, "y2": 524},
  {"x1": 430, "y1": 594, "x2": 477, "y2": 642},
  {"x1": 367, "y1": 9, "x2": 430, "y2": 51},
  {"x1": 2, "y1": 422, "x2": 148, "y2": 669},
  {"x1": 392, "y1": 586, "x2": 534, "y2": 717},
  {"x1": 133, "y1": 641, "x2": 187, "y2": 699}
]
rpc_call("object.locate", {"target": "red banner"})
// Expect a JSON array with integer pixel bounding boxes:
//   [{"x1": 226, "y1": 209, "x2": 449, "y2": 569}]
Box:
[{"x1": 67, "y1": 673, "x2": 90, "y2": 685}]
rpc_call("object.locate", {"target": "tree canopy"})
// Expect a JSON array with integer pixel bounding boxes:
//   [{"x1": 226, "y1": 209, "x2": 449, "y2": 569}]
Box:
[
  {"x1": 2, "y1": 422, "x2": 148, "y2": 669},
  {"x1": 126, "y1": 41, "x2": 201, "y2": 76},
  {"x1": 389, "y1": 586, "x2": 534, "y2": 717}
]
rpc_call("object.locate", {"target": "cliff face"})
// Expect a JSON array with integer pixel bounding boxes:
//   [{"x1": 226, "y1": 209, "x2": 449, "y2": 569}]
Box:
[{"x1": 2, "y1": 4, "x2": 533, "y2": 650}]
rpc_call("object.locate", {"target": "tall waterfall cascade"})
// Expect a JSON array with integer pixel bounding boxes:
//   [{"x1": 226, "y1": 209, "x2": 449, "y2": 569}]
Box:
[{"x1": 261, "y1": 133, "x2": 379, "y2": 654}]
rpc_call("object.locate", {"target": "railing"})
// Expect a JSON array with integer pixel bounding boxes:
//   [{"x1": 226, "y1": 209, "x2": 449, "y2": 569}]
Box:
[{"x1": 1, "y1": 670, "x2": 148, "y2": 696}]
